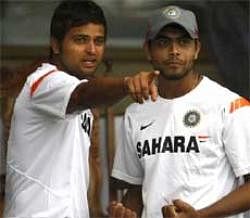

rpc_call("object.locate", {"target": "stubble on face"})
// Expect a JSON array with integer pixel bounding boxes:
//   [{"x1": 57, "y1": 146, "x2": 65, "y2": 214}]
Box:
[
  {"x1": 56, "y1": 23, "x2": 105, "y2": 79},
  {"x1": 152, "y1": 57, "x2": 196, "y2": 81},
  {"x1": 148, "y1": 25, "x2": 199, "y2": 82}
]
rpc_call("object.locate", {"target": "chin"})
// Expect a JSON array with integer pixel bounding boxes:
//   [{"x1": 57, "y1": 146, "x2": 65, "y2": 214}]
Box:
[
  {"x1": 161, "y1": 68, "x2": 187, "y2": 80},
  {"x1": 77, "y1": 69, "x2": 96, "y2": 79},
  {"x1": 161, "y1": 72, "x2": 186, "y2": 80}
]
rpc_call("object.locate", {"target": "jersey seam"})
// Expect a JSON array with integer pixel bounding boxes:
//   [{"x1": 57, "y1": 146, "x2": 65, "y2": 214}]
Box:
[
  {"x1": 30, "y1": 69, "x2": 58, "y2": 97},
  {"x1": 7, "y1": 163, "x2": 69, "y2": 198}
]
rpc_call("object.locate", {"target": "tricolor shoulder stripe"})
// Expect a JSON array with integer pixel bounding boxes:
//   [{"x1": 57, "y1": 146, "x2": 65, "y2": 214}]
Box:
[
  {"x1": 229, "y1": 97, "x2": 250, "y2": 113},
  {"x1": 30, "y1": 69, "x2": 57, "y2": 97}
]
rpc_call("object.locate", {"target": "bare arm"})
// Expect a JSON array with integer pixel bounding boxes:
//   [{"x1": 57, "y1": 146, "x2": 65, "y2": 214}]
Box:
[
  {"x1": 108, "y1": 178, "x2": 143, "y2": 218},
  {"x1": 67, "y1": 71, "x2": 159, "y2": 113},
  {"x1": 198, "y1": 178, "x2": 250, "y2": 218},
  {"x1": 122, "y1": 186, "x2": 143, "y2": 216},
  {"x1": 162, "y1": 174, "x2": 250, "y2": 218}
]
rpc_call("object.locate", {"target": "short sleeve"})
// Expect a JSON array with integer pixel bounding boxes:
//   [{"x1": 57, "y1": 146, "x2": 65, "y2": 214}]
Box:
[
  {"x1": 223, "y1": 97, "x2": 250, "y2": 177},
  {"x1": 112, "y1": 112, "x2": 143, "y2": 185},
  {"x1": 29, "y1": 71, "x2": 86, "y2": 119}
]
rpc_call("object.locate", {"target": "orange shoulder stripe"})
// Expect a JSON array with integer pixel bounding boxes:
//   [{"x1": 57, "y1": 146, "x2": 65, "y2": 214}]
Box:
[
  {"x1": 30, "y1": 69, "x2": 57, "y2": 97},
  {"x1": 229, "y1": 97, "x2": 250, "y2": 113}
]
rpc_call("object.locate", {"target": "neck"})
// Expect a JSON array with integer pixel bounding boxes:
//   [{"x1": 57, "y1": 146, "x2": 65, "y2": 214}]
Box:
[
  {"x1": 158, "y1": 72, "x2": 202, "y2": 99},
  {"x1": 49, "y1": 56, "x2": 62, "y2": 70}
]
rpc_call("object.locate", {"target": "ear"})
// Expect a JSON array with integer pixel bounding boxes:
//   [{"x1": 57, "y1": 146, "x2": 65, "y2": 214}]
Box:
[
  {"x1": 143, "y1": 41, "x2": 152, "y2": 61},
  {"x1": 50, "y1": 37, "x2": 60, "y2": 55},
  {"x1": 194, "y1": 40, "x2": 201, "y2": 60}
]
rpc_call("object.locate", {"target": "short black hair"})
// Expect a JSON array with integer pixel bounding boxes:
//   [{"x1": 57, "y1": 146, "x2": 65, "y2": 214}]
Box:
[{"x1": 50, "y1": 0, "x2": 107, "y2": 41}]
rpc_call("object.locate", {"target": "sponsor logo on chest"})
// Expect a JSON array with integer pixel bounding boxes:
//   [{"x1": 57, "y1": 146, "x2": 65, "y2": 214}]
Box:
[{"x1": 136, "y1": 135, "x2": 200, "y2": 158}]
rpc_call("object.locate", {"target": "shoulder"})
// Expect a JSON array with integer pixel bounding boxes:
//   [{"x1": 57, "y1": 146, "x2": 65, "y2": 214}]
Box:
[
  {"x1": 202, "y1": 77, "x2": 250, "y2": 115},
  {"x1": 27, "y1": 63, "x2": 78, "y2": 84},
  {"x1": 201, "y1": 76, "x2": 240, "y2": 103},
  {"x1": 27, "y1": 63, "x2": 79, "y2": 87},
  {"x1": 25, "y1": 63, "x2": 80, "y2": 97}
]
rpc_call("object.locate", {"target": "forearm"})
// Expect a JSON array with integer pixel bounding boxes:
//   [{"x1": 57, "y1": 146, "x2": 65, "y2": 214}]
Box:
[
  {"x1": 67, "y1": 71, "x2": 159, "y2": 113},
  {"x1": 67, "y1": 76, "x2": 127, "y2": 113},
  {"x1": 122, "y1": 187, "x2": 143, "y2": 216},
  {"x1": 198, "y1": 182, "x2": 250, "y2": 218}
]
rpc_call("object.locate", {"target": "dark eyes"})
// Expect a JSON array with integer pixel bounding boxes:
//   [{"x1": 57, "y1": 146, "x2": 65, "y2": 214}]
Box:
[
  {"x1": 152, "y1": 37, "x2": 193, "y2": 47},
  {"x1": 73, "y1": 35, "x2": 105, "y2": 46},
  {"x1": 94, "y1": 37, "x2": 105, "y2": 45}
]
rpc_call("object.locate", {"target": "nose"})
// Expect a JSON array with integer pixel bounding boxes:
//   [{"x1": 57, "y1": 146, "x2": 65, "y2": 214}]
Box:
[
  {"x1": 86, "y1": 40, "x2": 97, "y2": 54},
  {"x1": 169, "y1": 41, "x2": 180, "y2": 56}
]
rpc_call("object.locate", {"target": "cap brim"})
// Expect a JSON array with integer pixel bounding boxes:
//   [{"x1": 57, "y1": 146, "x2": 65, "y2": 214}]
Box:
[{"x1": 148, "y1": 21, "x2": 197, "y2": 40}]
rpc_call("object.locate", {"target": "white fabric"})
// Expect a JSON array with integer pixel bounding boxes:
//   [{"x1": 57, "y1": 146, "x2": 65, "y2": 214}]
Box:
[
  {"x1": 112, "y1": 76, "x2": 250, "y2": 218},
  {"x1": 4, "y1": 63, "x2": 92, "y2": 218}
]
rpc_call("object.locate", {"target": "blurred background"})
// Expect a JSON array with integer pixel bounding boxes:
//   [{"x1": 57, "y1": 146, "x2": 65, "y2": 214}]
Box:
[
  {"x1": 1, "y1": 0, "x2": 249, "y2": 94},
  {"x1": 1, "y1": 0, "x2": 249, "y2": 217}
]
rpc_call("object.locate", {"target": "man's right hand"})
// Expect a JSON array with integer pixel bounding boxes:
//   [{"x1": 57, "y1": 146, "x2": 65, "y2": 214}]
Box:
[
  {"x1": 161, "y1": 200, "x2": 201, "y2": 218},
  {"x1": 124, "y1": 70, "x2": 159, "y2": 104},
  {"x1": 108, "y1": 201, "x2": 137, "y2": 218},
  {"x1": 162, "y1": 204, "x2": 179, "y2": 217}
]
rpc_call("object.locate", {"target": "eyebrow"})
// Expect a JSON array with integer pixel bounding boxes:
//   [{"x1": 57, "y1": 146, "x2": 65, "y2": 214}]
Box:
[
  {"x1": 73, "y1": 33, "x2": 105, "y2": 38},
  {"x1": 155, "y1": 34, "x2": 191, "y2": 39}
]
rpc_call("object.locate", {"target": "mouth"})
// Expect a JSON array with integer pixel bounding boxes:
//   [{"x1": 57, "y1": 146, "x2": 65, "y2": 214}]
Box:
[
  {"x1": 166, "y1": 60, "x2": 182, "y2": 64},
  {"x1": 165, "y1": 60, "x2": 183, "y2": 67},
  {"x1": 167, "y1": 63, "x2": 182, "y2": 68},
  {"x1": 81, "y1": 59, "x2": 97, "y2": 68}
]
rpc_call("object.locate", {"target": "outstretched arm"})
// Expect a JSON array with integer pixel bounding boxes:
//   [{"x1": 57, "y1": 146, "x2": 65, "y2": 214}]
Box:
[
  {"x1": 67, "y1": 71, "x2": 159, "y2": 113},
  {"x1": 162, "y1": 174, "x2": 250, "y2": 218}
]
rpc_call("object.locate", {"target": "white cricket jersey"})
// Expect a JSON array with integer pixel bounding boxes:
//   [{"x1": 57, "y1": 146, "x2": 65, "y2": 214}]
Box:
[
  {"x1": 4, "y1": 63, "x2": 93, "y2": 218},
  {"x1": 112, "y1": 76, "x2": 250, "y2": 218}
]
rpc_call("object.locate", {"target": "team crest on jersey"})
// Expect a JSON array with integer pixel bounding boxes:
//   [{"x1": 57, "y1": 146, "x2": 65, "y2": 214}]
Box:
[{"x1": 183, "y1": 110, "x2": 201, "y2": 128}]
